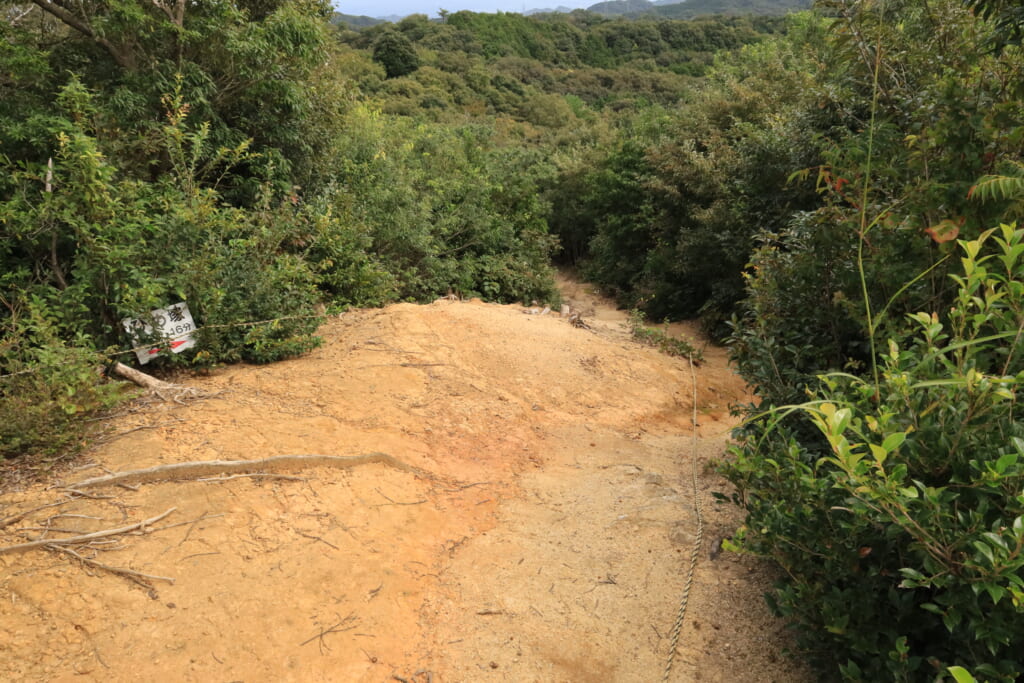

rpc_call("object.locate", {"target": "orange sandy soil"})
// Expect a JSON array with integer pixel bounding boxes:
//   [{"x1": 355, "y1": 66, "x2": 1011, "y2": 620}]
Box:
[{"x1": 0, "y1": 275, "x2": 814, "y2": 682}]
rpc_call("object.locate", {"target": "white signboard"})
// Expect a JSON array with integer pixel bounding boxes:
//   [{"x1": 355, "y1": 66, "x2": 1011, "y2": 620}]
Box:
[{"x1": 121, "y1": 302, "x2": 197, "y2": 365}]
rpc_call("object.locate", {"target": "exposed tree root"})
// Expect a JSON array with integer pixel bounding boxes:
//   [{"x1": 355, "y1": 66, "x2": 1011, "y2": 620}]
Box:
[{"x1": 66, "y1": 453, "x2": 436, "y2": 489}]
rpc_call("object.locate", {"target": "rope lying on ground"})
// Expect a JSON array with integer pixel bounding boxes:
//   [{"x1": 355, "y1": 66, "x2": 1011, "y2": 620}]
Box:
[{"x1": 663, "y1": 354, "x2": 705, "y2": 682}]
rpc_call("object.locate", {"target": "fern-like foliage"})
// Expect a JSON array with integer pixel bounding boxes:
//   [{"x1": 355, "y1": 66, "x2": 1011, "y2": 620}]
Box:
[{"x1": 968, "y1": 161, "x2": 1024, "y2": 212}]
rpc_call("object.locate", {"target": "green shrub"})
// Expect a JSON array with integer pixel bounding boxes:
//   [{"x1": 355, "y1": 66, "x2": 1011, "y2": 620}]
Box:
[
  {"x1": 721, "y1": 224, "x2": 1024, "y2": 681},
  {"x1": 626, "y1": 308, "x2": 704, "y2": 363},
  {"x1": 0, "y1": 299, "x2": 123, "y2": 459}
]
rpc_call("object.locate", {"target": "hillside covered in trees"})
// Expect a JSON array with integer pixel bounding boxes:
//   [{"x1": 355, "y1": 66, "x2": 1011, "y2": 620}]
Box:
[{"x1": 3, "y1": 0, "x2": 1024, "y2": 679}]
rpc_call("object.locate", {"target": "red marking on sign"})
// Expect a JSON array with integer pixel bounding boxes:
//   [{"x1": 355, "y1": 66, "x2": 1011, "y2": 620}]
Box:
[{"x1": 170, "y1": 340, "x2": 187, "y2": 350}]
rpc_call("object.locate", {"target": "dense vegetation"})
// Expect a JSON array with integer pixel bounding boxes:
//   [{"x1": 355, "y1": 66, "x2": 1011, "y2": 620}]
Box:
[
  {"x1": 3, "y1": 0, "x2": 1024, "y2": 679},
  {"x1": 1, "y1": 1, "x2": 780, "y2": 456}
]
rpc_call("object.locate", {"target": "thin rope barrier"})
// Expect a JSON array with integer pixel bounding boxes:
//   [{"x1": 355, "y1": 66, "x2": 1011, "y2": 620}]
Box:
[{"x1": 662, "y1": 353, "x2": 704, "y2": 682}]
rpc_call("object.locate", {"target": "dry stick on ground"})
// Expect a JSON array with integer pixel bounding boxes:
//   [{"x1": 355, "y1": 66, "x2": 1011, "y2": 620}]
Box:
[
  {"x1": 0, "y1": 508, "x2": 176, "y2": 555},
  {"x1": 110, "y1": 362, "x2": 177, "y2": 391},
  {"x1": 0, "y1": 499, "x2": 75, "y2": 530},
  {"x1": 46, "y1": 544, "x2": 175, "y2": 586},
  {"x1": 110, "y1": 361, "x2": 204, "y2": 403},
  {"x1": 299, "y1": 614, "x2": 360, "y2": 654},
  {"x1": 66, "y1": 453, "x2": 437, "y2": 490},
  {"x1": 297, "y1": 531, "x2": 339, "y2": 550},
  {"x1": 0, "y1": 509, "x2": 214, "y2": 588}
]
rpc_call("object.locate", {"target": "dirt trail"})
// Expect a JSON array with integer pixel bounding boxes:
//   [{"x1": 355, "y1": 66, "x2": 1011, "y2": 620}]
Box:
[{"x1": 0, "y1": 275, "x2": 813, "y2": 682}]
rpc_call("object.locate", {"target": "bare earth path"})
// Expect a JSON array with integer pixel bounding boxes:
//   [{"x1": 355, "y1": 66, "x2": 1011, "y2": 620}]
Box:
[{"x1": 0, "y1": 276, "x2": 814, "y2": 682}]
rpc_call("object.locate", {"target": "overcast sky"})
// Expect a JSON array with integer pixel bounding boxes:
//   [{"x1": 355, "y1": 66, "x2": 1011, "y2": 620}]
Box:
[{"x1": 335, "y1": 0, "x2": 597, "y2": 19}]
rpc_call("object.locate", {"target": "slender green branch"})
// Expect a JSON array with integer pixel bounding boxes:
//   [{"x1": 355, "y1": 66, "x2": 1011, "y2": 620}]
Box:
[{"x1": 858, "y1": 22, "x2": 886, "y2": 396}]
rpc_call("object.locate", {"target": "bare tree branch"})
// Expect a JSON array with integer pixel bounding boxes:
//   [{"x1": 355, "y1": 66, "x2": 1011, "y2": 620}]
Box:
[{"x1": 28, "y1": 0, "x2": 136, "y2": 69}]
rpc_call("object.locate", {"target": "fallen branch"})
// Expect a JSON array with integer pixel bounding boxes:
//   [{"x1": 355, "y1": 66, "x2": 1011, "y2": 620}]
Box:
[
  {"x1": 46, "y1": 544, "x2": 175, "y2": 585},
  {"x1": 0, "y1": 499, "x2": 74, "y2": 530},
  {"x1": 110, "y1": 362, "x2": 176, "y2": 391},
  {"x1": 110, "y1": 362, "x2": 204, "y2": 403},
  {"x1": 0, "y1": 508, "x2": 176, "y2": 555},
  {"x1": 66, "y1": 453, "x2": 435, "y2": 489},
  {"x1": 63, "y1": 489, "x2": 114, "y2": 500}
]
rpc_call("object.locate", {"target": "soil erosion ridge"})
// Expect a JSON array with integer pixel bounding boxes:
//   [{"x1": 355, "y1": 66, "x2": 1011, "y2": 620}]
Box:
[{"x1": 0, "y1": 276, "x2": 813, "y2": 682}]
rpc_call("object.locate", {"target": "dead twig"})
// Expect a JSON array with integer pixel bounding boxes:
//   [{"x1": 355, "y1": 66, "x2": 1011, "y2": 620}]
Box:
[
  {"x1": 182, "y1": 551, "x2": 220, "y2": 561},
  {"x1": 46, "y1": 544, "x2": 175, "y2": 586},
  {"x1": 297, "y1": 531, "x2": 339, "y2": 550},
  {"x1": 94, "y1": 421, "x2": 176, "y2": 444},
  {"x1": 373, "y1": 488, "x2": 427, "y2": 506},
  {"x1": 0, "y1": 508, "x2": 176, "y2": 555},
  {"x1": 177, "y1": 511, "x2": 212, "y2": 546},
  {"x1": 151, "y1": 513, "x2": 224, "y2": 535},
  {"x1": 63, "y1": 489, "x2": 113, "y2": 500},
  {"x1": 0, "y1": 499, "x2": 75, "y2": 530},
  {"x1": 436, "y1": 481, "x2": 494, "y2": 492},
  {"x1": 21, "y1": 526, "x2": 104, "y2": 534},
  {"x1": 300, "y1": 614, "x2": 359, "y2": 654}
]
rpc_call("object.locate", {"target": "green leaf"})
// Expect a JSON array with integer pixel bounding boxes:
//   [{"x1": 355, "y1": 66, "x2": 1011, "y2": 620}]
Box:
[
  {"x1": 994, "y1": 451, "x2": 1017, "y2": 474},
  {"x1": 972, "y1": 541, "x2": 995, "y2": 565},
  {"x1": 981, "y1": 532, "x2": 1008, "y2": 552},
  {"x1": 947, "y1": 665, "x2": 977, "y2": 683},
  {"x1": 984, "y1": 583, "x2": 1006, "y2": 605},
  {"x1": 881, "y1": 432, "x2": 906, "y2": 452}
]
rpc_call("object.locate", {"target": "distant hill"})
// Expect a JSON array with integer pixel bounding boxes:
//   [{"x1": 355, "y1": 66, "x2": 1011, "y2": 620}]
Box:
[
  {"x1": 331, "y1": 12, "x2": 386, "y2": 27},
  {"x1": 540, "y1": 0, "x2": 809, "y2": 18},
  {"x1": 650, "y1": 0, "x2": 811, "y2": 18},
  {"x1": 585, "y1": 0, "x2": 806, "y2": 17},
  {"x1": 524, "y1": 5, "x2": 577, "y2": 15},
  {"x1": 587, "y1": 0, "x2": 652, "y2": 15},
  {"x1": 344, "y1": 0, "x2": 809, "y2": 24}
]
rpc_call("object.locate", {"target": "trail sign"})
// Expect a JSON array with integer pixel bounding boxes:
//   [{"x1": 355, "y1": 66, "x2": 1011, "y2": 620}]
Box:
[{"x1": 121, "y1": 302, "x2": 197, "y2": 365}]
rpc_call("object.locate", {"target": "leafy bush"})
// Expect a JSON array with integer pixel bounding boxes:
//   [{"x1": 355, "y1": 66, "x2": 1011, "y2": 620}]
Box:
[
  {"x1": 0, "y1": 82, "x2": 326, "y2": 368},
  {"x1": 727, "y1": 209, "x2": 868, "y2": 409},
  {"x1": 721, "y1": 225, "x2": 1024, "y2": 681},
  {"x1": 626, "y1": 308, "x2": 704, "y2": 363},
  {"x1": 331, "y1": 107, "x2": 558, "y2": 305},
  {"x1": 0, "y1": 299, "x2": 122, "y2": 459}
]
